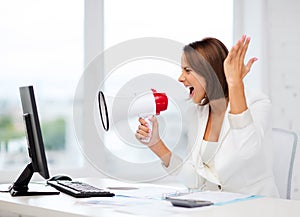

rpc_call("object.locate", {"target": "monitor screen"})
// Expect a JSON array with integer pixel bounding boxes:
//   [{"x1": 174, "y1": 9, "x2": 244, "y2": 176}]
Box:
[
  {"x1": 9, "y1": 86, "x2": 59, "y2": 196},
  {"x1": 19, "y1": 86, "x2": 50, "y2": 178}
]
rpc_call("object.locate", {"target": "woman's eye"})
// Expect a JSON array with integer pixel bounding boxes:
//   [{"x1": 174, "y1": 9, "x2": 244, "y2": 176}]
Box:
[{"x1": 185, "y1": 68, "x2": 192, "y2": 73}]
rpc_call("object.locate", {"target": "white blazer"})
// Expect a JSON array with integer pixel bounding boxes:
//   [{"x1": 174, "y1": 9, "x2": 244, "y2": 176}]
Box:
[{"x1": 163, "y1": 90, "x2": 279, "y2": 197}]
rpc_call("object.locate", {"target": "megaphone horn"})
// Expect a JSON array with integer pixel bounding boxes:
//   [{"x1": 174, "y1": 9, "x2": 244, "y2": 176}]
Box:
[{"x1": 98, "y1": 89, "x2": 168, "y2": 143}]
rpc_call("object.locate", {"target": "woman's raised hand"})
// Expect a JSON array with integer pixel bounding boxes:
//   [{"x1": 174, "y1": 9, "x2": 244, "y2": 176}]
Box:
[{"x1": 224, "y1": 35, "x2": 258, "y2": 86}]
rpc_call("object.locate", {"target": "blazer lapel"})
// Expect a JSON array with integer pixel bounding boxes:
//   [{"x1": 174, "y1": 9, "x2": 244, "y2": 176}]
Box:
[
  {"x1": 218, "y1": 110, "x2": 230, "y2": 144},
  {"x1": 190, "y1": 105, "x2": 209, "y2": 162}
]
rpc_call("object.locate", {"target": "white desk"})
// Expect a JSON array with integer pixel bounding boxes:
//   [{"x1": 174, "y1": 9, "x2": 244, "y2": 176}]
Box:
[{"x1": 0, "y1": 178, "x2": 300, "y2": 217}]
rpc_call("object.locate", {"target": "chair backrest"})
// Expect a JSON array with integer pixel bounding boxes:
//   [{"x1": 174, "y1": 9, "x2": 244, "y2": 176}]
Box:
[{"x1": 272, "y1": 128, "x2": 298, "y2": 199}]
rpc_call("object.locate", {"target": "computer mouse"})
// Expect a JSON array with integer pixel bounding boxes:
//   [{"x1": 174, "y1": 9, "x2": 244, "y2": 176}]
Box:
[{"x1": 48, "y1": 175, "x2": 72, "y2": 181}]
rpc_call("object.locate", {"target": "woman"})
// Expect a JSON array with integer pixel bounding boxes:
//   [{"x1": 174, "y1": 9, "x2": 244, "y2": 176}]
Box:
[{"x1": 135, "y1": 35, "x2": 279, "y2": 197}]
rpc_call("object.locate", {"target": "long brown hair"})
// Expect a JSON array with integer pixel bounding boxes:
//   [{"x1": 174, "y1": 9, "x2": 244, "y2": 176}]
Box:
[{"x1": 183, "y1": 38, "x2": 229, "y2": 102}]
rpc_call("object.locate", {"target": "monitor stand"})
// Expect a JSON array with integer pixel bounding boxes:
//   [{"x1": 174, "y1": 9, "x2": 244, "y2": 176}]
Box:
[{"x1": 9, "y1": 163, "x2": 60, "y2": 196}]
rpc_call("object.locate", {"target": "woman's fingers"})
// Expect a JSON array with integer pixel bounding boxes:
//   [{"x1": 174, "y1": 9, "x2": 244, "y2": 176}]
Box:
[
  {"x1": 136, "y1": 118, "x2": 150, "y2": 140},
  {"x1": 227, "y1": 37, "x2": 242, "y2": 62},
  {"x1": 243, "y1": 57, "x2": 258, "y2": 77},
  {"x1": 136, "y1": 116, "x2": 160, "y2": 145},
  {"x1": 225, "y1": 35, "x2": 245, "y2": 64},
  {"x1": 138, "y1": 117, "x2": 148, "y2": 126},
  {"x1": 227, "y1": 35, "x2": 253, "y2": 67},
  {"x1": 235, "y1": 35, "x2": 246, "y2": 58},
  {"x1": 240, "y1": 36, "x2": 250, "y2": 63},
  {"x1": 135, "y1": 128, "x2": 149, "y2": 140},
  {"x1": 224, "y1": 35, "x2": 258, "y2": 83},
  {"x1": 138, "y1": 124, "x2": 150, "y2": 133}
]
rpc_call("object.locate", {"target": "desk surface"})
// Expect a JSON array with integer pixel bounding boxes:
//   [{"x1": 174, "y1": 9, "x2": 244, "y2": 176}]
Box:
[{"x1": 0, "y1": 178, "x2": 300, "y2": 217}]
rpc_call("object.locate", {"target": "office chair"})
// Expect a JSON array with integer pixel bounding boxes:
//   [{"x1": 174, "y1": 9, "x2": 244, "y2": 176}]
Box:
[{"x1": 272, "y1": 128, "x2": 298, "y2": 199}]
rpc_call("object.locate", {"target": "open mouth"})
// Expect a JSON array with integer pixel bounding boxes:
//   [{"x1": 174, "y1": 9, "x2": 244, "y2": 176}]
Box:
[{"x1": 189, "y1": 86, "x2": 194, "y2": 97}]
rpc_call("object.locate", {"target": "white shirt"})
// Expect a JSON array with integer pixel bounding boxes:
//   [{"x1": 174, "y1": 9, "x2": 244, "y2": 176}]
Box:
[{"x1": 201, "y1": 140, "x2": 219, "y2": 163}]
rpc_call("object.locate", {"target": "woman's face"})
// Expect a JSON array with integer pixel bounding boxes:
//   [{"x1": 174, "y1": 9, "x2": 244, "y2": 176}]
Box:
[{"x1": 179, "y1": 54, "x2": 206, "y2": 104}]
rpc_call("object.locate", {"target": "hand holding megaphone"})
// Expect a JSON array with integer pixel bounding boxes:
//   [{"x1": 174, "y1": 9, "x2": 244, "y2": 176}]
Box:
[
  {"x1": 128, "y1": 89, "x2": 168, "y2": 143},
  {"x1": 137, "y1": 115, "x2": 160, "y2": 145}
]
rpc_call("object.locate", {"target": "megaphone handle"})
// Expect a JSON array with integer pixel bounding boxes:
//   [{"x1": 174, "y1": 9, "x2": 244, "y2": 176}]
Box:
[{"x1": 140, "y1": 115, "x2": 153, "y2": 143}]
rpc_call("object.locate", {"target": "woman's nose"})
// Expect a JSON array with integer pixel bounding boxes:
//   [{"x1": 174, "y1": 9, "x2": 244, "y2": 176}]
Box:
[{"x1": 178, "y1": 72, "x2": 185, "y2": 82}]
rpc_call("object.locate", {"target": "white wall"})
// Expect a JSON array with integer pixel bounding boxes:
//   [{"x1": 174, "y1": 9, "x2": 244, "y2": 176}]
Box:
[
  {"x1": 235, "y1": 0, "x2": 300, "y2": 199},
  {"x1": 268, "y1": 0, "x2": 300, "y2": 133},
  {"x1": 267, "y1": 0, "x2": 300, "y2": 200},
  {"x1": 233, "y1": 0, "x2": 269, "y2": 94}
]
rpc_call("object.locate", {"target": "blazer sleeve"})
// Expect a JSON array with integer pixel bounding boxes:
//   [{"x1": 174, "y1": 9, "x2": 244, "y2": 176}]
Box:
[
  {"x1": 161, "y1": 103, "x2": 203, "y2": 189},
  {"x1": 227, "y1": 90, "x2": 272, "y2": 159},
  {"x1": 162, "y1": 152, "x2": 201, "y2": 189}
]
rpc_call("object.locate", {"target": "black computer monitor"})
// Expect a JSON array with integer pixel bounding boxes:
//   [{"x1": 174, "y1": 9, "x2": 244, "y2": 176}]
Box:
[{"x1": 9, "y1": 86, "x2": 59, "y2": 196}]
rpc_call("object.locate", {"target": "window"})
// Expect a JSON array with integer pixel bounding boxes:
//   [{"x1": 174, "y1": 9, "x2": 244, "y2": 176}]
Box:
[
  {"x1": 0, "y1": 0, "x2": 84, "y2": 182},
  {"x1": 97, "y1": 0, "x2": 233, "y2": 181}
]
